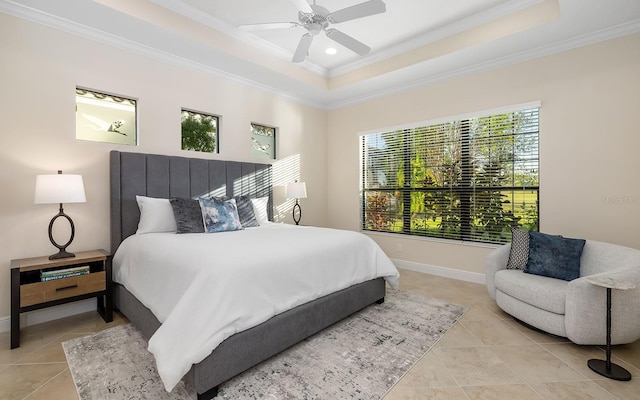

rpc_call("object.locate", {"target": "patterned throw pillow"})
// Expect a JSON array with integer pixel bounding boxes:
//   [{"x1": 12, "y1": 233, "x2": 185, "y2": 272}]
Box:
[
  {"x1": 506, "y1": 226, "x2": 529, "y2": 270},
  {"x1": 199, "y1": 198, "x2": 243, "y2": 233},
  {"x1": 524, "y1": 231, "x2": 586, "y2": 281},
  {"x1": 209, "y1": 195, "x2": 260, "y2": 227}
]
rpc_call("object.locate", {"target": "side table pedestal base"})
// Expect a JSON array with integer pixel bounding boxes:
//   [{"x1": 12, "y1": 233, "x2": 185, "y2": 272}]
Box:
[{"x1": 588, "y1": 359, "x2": 631, "y2": 381}]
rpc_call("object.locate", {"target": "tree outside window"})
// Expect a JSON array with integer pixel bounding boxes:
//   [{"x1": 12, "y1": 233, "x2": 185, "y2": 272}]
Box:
[
  {"x1": 361, "y1": 107, "x2": 539, "y2": 244},
  {"x1": 181, "y1": 109, "x2": 218, "y2": 153}
]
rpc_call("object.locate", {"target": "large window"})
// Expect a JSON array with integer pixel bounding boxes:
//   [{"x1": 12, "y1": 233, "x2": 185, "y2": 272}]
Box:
[{"x1": 360, "y1": 105, "x2": 539, "y2": 244}]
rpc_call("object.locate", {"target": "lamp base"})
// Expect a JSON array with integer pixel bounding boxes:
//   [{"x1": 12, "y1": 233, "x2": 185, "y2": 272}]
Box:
[
  {"x1": 292, "y1": 201, "x2": 302, "y2": 225},
  {"x1": 49, "y1": 250, "x2": 76, "y2": 260},
  {"x1": 48, "y1": 206, "x2": 76, "y2": 260}
]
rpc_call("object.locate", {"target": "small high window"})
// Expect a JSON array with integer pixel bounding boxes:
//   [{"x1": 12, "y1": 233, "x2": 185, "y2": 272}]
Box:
[
  {"x1": 181, "y1": 109, "x2": 219, "y2": 153},
  {"x1": 250, "y1": 123, "x2": 276, "y2": 159},
  {"x1": 76, "y1": 88, "x2": 137, "y2": 145}
]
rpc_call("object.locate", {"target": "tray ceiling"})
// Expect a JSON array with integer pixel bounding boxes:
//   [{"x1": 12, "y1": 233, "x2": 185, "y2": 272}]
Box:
[{"x1": 2, "y1": 0, "x2": 639, "y2": 108}]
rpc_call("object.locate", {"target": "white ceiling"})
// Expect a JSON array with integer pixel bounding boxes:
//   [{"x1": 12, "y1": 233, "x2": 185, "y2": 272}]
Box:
[
  {"x1": 169, "y1": 0, "x2": 512, "y2": 70},
  {"x1": 2, "y1": 0, "x2": 640, "y2": 109}
]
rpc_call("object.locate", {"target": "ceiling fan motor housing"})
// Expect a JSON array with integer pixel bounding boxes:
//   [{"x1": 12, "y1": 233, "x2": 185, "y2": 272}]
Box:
[{"x1": 299, "y1": 4, "x2": 330, "y2": 35}]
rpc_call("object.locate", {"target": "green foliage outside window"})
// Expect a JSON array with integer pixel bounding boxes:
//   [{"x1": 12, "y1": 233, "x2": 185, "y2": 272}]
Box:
[
  {"x1": 181, "y1": 110, "x2": 218, "y2": 153},
  {"x1": 361, "y1": 108, "x2": 539, "y2": 244},
  {"x1": 364, "y1": 192, "x2": 393, "y2": 231}
]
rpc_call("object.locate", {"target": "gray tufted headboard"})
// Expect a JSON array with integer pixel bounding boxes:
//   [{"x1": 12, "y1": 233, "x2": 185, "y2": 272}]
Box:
[{"x1": 110, "y1": 151, "x2": 272, "y2": 253}]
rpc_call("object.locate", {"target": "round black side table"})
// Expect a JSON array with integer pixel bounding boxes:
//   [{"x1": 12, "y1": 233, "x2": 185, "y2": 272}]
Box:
[{"x1": 586, "y1": 275, "x2": 635, "y2": 381}]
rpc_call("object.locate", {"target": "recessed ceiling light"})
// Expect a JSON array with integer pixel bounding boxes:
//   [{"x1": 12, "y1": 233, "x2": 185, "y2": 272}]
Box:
[{"x1": 325, "y1": 47, "x2": 337, "y2": 55}]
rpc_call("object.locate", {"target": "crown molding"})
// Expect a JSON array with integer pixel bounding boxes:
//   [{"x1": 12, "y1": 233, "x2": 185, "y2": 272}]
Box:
[
  {"x1": 326, "y1": 18, "x2": 640, "y2": 110},
  {"x1": 329, "y1": 0, "x2": 545, "y2": 78},
  {"x1": 150, "y1": 0, "x2": 545, "y2": 79},
  {"x1": 0, "y1": 0, "x2": 325, "y2": 109},
  {"x1": 2, "y1": 0, "x2": 639, "y2": 111}
]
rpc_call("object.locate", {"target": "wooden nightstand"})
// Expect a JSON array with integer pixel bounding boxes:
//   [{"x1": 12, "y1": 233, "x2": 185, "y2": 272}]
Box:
[{"x1": 10, "y1": 249, "x2": 113, "y2": 349}]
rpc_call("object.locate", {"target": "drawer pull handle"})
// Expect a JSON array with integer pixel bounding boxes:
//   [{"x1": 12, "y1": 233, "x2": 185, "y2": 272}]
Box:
[{"x1": 56, "y1": 284, "x2": 78, "y2": 291}]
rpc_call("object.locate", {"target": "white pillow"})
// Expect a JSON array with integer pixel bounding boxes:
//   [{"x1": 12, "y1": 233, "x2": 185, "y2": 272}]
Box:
[
  {"x1": 136, "y1": 195, "x2": 177, "y2": 234},
  {"x1": 251, "y1": 196, "x2": 269, "y2": 224}
]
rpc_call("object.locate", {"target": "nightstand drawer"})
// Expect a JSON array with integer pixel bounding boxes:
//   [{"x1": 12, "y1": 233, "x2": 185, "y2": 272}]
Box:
[{"x1": 20, "y1": 271, "x2": 106, "y2": 307}]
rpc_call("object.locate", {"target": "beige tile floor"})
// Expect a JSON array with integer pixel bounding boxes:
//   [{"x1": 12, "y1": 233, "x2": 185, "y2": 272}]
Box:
[{"x1": 1, "y1": 269, "x2": 639, "y2": 399}]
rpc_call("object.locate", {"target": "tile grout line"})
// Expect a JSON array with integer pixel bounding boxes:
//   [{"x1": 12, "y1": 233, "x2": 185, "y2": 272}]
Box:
[
  {"x1": 21, "y1": 367, "x2": 70, "y2": 400},
  {"x1": 430, "y1": 339, "x2": 471, "y2": 397}
]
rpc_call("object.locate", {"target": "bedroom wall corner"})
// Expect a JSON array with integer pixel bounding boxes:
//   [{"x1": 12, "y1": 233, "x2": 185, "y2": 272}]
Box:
[{"x1": 0, "y1": 13, "x2": 328, "y2": 324}]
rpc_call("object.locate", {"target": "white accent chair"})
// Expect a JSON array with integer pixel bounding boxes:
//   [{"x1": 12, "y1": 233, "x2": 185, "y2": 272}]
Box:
[{"x1": 486, "y1": 240, "x2": 640, "y2": 345}]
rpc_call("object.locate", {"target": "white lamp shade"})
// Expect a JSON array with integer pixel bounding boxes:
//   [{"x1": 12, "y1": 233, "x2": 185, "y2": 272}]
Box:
[
  {"x1": 34, "y1": 174, "x2": 86, "y2": 204},
  {"x1": 286, "y1": 181, "x2": 307, "y2": 199}
]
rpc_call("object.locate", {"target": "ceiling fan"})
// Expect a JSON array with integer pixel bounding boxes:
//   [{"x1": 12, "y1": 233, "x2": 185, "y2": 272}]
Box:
[{"x1": 239, "y1": 0, "x2": 386, "y2": 63}]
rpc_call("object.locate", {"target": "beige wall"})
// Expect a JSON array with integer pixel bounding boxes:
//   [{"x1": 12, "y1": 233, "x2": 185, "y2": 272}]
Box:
[
  {"x1": 0, "y1": 14, "x2": 327, "y2": 318},
  {"x1": 2, "y1": 11, "x2": 639, "y2": 321},
  {"x1": 327, "y1": 33, "x2": 640, "y2": 275}
]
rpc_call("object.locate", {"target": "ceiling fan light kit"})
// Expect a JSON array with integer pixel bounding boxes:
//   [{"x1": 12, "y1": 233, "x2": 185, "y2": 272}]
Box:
[{"x1": 239, "y1": 0, "x2": 386, "y2": 63}]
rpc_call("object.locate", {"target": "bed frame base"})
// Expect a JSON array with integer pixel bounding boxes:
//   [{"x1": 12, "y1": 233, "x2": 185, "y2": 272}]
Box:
[
  {"x1": 115, "y1": 278, "x2": 386, "y2": 399},
  {"x1": 198, "y1": 386, "x2": 218, "y2": 400}
]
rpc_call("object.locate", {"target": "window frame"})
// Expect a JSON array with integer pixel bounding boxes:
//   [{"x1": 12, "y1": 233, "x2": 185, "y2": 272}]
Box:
[
  {"x1": 75, "y1": 87, "x2": 137, "y2": 145},
  {"x1": 180, "y1": 108, "x2": 219, "y2": 154},
  {"x1": 250, "y1": 122, "x2": 277, "y2": 160},
  {"x1": 360, "y1": 102, "x2": 540, "y2": 244}
]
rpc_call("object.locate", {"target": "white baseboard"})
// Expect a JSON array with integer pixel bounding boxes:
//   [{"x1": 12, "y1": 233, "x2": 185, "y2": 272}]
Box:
[
  {"x1": 392, "y1": 258, "x2": 486, "y2": 285},
  {"x1": 0, "y1": 299, "x2": 95, "y2": 333}
]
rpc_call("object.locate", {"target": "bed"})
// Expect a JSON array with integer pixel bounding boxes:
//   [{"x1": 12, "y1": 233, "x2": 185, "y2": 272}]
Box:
[{"x1": 109, "y1": 150, "x2": 399, "y2": 399}]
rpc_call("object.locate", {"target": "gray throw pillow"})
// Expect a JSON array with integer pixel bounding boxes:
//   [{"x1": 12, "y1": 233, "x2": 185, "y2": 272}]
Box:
[
  {"x1": 524, "y1": 231, "x2": 586, "y2": 281},
  {"x1": 506, "y1": 226, "x2": 529, "y2": 270},
  {"x1": 169, "y1": 198, "x2": 204, "y2": 234},
  {"x1": 235, "y1": 195, "x2": 259, "y2": 227}
]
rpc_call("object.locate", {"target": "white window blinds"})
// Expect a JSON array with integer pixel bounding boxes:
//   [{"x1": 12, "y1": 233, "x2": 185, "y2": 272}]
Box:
[{"x1": 360, "y1": 106, "x2": 539, "y2": 243}]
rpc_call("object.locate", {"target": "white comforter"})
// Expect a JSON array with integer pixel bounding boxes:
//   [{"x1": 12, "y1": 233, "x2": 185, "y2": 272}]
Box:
[{"x1": 113, "y1": 223, "x2": 399, "y2": 392}]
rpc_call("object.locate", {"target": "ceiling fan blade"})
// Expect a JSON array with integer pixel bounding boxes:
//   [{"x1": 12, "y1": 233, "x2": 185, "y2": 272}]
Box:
[
  {"x1": 292, "y1": 33, "x2": 314, "y2": 63},
  {"x1": 328, "y1": 0, "x2": 386, "y2": 23},
  {"x1": 289, "y1": 0, "x2": 313, "y2": 13},
  {"x1": 238, "y1": 22, "x2": 300, "y2": 31},
  {"x1": 325, "y1": 28, "x2": 370, "y2": 56}
]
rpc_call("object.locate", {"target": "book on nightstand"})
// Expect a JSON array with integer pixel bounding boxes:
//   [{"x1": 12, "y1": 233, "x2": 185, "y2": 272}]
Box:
[{"x1": 40, "y1": 265, "x2": 90, "y2": 281}]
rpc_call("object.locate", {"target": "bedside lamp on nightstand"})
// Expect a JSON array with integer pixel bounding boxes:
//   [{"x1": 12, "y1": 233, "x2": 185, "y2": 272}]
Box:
[
  {"x1": 34, "y1": 170, "x2": 86, "y2": 260},
  {"x1": 286, "y1": 181, "x2": 307, "y2": 225}
]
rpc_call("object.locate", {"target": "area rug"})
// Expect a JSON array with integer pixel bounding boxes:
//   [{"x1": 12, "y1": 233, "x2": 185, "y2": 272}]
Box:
[{"x1": 63, "y1": 290, "x2": 466, "y2": 400}]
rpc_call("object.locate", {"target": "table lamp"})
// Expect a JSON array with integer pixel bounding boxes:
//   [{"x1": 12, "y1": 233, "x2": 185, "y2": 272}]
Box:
[
  {"x1": 286, "y1": 181, "x2": 307, "y2": 225},
  {"x1": 34, "y1": 170, "x2": 86, "y2": 259}
]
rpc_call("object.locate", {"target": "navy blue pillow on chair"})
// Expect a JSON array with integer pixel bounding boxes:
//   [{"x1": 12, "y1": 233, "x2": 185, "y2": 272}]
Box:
[{"x1": 524, "y1": 231, "x2": 586, "y2": 281}]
